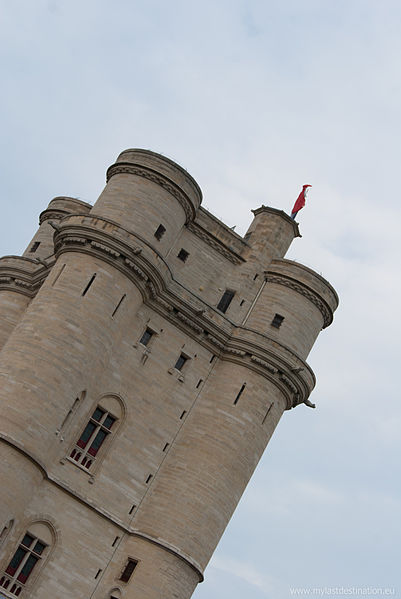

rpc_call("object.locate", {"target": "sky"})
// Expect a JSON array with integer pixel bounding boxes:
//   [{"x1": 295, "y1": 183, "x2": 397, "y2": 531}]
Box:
[{"x1": 1, "y1": 1, "x2": 401, "y2": 597}]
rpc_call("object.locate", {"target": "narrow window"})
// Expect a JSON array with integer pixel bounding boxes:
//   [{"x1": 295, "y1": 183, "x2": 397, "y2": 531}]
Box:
[
  {"x1": 94, "y1": 569, "x2": 102, "y2": 579},
  {"x1": 240, "y1": 299, "x2": 245, "y2": 306},
  {"x1": 139, "y1": 328, "x2": 154, "y2": 347},
  {"x1": 180, "y1": 410, "x2": 187, "y2": 420},
  {"x1": 145, "y1": 474, "x2": 153, "y2": 484},
  {"x1": 196, "y1": 379, "x2": 203, "y2": 389},
  {"x1": 177, "y1": 249, "x2": 189, "y2": 262},
  {"x1": 154, "y1": 224, "x2": 166, "y2": 241},
  {"x1": 209, "y1": 354, "x2": 216, "y2": 363},
  {"x1": 271, "y1": 314, "x2": 284, "y2": 329},
  {"x1": 82, "y1": 273, "x2": 96, "y2": 297},
  {"x1": 1, "y1": 532, "x2": 48, "y2": 595},
  {"x1": 112, "y1": 536, "x2": 119, "y2": 547},
  {"x1": 128, "y1": 504, "x2": 136, "y2": 515},
  {"x1": 174, "y1": 354, "x2": 188, "y2": 371},
  {"x1": 253, "y1": 273, "x2": 259, "y2": 281},
  {"x1": 69, "y1": 406, "x2": 116, "y2": 470},
  {"x1": 112, "y1": 294, "x2": 126, "y2": 318},
  {"x1": 262, "y1": 402, "x2": 274, "y2": 424},
  {"x1": 162, "y1": 443, "x2": 169, "y2": 452},
  {"x1": 29, "y1": 241, "x2": 40, "y2": 253},
  {"x1": 234, "y1": 383, "x2": 246, "y2": 405},
  {"x1": 120, "y1": 559, "x2": 138, "y2": 583},
  {"x1": 217, "y1": 290, "x2": 235, "y2": 313}
]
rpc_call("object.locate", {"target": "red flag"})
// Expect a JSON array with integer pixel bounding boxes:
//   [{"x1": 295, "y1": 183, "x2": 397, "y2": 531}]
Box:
[{"x1": 291, "y1": 185, "x2": 311, "y2": 219}]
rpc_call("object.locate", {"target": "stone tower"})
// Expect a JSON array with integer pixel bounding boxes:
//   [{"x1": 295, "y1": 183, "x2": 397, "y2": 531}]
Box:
[{"x1": 0, "y1": 149, "x2": 338, "y2": 599}]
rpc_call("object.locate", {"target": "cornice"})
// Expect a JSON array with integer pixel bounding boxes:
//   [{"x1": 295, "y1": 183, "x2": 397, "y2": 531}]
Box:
[
  {"x1": 186, "y1": 221, "x2": 245, "y2": 265},
  {"x1": 106, "y1": 162, "x2": 196, "y2": 223},
  {"x1": 53, "y1": 217, "x2": 314, "y2": 408},
  {"x1": 265, "y1": 273, "x2": 333, "y2": 328},
  {"x1": 0, "y1": 256, "x2": 54, "y2": 298}
]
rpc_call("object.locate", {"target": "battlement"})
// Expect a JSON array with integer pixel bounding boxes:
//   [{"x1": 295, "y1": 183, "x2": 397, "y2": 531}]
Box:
[{"x1": 0, "y1": 148, "x2": 338, "y2": 599}]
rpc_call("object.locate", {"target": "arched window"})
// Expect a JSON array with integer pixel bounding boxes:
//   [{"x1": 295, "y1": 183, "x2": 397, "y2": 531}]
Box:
[
  {"x1": 0, "y1": 522, "x2": 54, "y2": 597},
  {"x1": 69, "y1": 395, "x2": 124, "y2": 471}
]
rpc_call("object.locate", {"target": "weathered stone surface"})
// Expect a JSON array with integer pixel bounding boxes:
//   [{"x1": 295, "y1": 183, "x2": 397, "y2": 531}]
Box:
[{"x1": 0, "y1": 149, "x2": 338, "y2": 599}]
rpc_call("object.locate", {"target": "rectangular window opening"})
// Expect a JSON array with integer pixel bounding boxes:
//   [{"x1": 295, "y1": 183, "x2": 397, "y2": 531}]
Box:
[
  {"x1": 234, "y1": 383, "x2": 246, "y2": 405},
  {"x1": 217, "y1": 290, "x2": 235, "y2": 314},
  {"x1": 177, "y1": 248, "x2": 189, "y2": 262},
  {"x1": 174, "y1": 354, "x2": 188, "y2": 371},
  {"x1": 112, "y1": 536, "x2": 120, "y2": 547},
  {"x1": 162, "y1": 443, "x2": 169, "y2": 452},
  {"x1": 120, "y1": 559, "x2": 138, "y2": 583},
  {"x1": 196, "y1": 379, "x2": 203, "y2": 389},
  {"x1": 209, "y1": 354, "x2": 216, "y2": 364},
  {"x1": 240, "y1": 300, "x2": 245, "y2": 306},
  {"x1": 145, "y1": 474, "x2": 153, "y2": 484},
  {"x1": 253, "y1": 273, "x2": 259, "y2": 281},
  {"x1": 29, "y1": 241, "x2": 40, "y2": 253},
  {"x1": 82, "y1": 273, "x2": 96, "y2": 297},
  {"x1": 128, "y1": 504, "x2": 136, "y2": 515},
  {"x1": 154, "y1": 224, "x2": 166, "y2": 241},
  {"x1": 180, "y1": 411, "x2": 187, "y2": 420},
  {"x1": 94, "y1": 569, "x2": 102, "y2": 579},
  {"x1": 271, "y1": 314, "x2": 285, "y2": 329},
  {"x1": 139, "y1": 328, "x2": 154, "y2": 347},
  {"x1": 112, "y1": 294, "x2": 126, "y2": 317}
]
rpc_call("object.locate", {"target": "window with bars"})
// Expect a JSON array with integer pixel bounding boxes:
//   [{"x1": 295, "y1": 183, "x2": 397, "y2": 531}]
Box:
[
  {"x1": 69, "y1": 406, "x2": 116, "y2": 470},
  {"x1": 0, "y1": 532, "x2": 47, "y2": 597}
]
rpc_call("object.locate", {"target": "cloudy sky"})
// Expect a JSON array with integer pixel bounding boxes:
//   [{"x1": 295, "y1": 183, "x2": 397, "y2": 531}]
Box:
[{"x1": 1, "y1": 1, "x2": 400, "y2": 597}]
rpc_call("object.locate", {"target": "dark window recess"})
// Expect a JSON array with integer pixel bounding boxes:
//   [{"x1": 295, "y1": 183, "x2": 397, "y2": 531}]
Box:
[
  {"x1": 209, "y1": 354, "x2": 216, "y2": 363},
  {"x1": 154, "y1": 224, "x2": 166, "y2": 241},
  {"x1": 69, "y1": 406, "x2": 116, "y2": 469},
  {"x1": 29, "y1": 241, "x2": 40, "y2": 253},
  {"x1": 271, "y1": 314, "x2": 285, "y2": 329},
  {"x1": 217, "y1": 290, "x2": 235, "y2": 313},
  {"x1": 162, "y1": 442, "x2": 169, "y2": 452},
  {"x1": 120, "y1": 559, "x2": 138, "y2": 583},
  {"x1": 1, "y1": 532, "x2": 47, "y2": 593},
  {"x1": 145, "y1": 474, "x2": 153, "y2": 484},
  {"x1": 240, "y1": 300, "x2": 245, "y2": 306},
  {"x1": 253, "y1": 273, "x2": 259, "y2": 281},
  {"x1": 180, "y1": 411, "x2": 187, "y2": 420},
  {"x1": 128, "y1": 504, "x2": 136, "y2": 515},
  {"x1": 82, "y1": 274, "x2": 96, "y2": 297},
  {"x1": 94, "y1": 569, "x2": 102, "y2": 579},
  {"x1": 177, "y1": 249, "x2": 189, "y2": 262},
  {"x1": 234, "y1": 383, "x2": 246, "y2": 405},
  {"x1": 112, "y1": 536, "x2": 119, "y2": 547},
  {"x1": 139, "y1": 328, "x2": 154, "y2": 347},
  {"x1": 174, "y1": 354, "x2": 188, "y2": 371},
  {"x1": 196, "y1": 379, "x2": 203, "y2": 389},
  {"x1": 112, "y1": 294, "x2": 126, "y2": 317}
]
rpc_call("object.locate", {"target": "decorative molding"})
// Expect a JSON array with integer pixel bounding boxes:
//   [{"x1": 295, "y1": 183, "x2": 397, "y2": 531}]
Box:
[
  {"x1": 90, "y1": 240, "x2": 120, "y2": 258},
  {"x1": 266, "y1": 274, "x2": 333, "y2": 328},
  {"x1": 39, "y1": 210, "x2": 68, "y2": 224},
  {"x1": 187, "y1": 222, "x2": 244, "y2": 265},
  {"x1": 52, "y1": 225, "x2": 314, "y2": 408},
  {"x1": 251, "y1": 355, "x2": 278, "y2": 374},
  {"x1": 125, "y1": 259, "x2": 147, "y2": 281},
  {"x1": 106, "y1": 163, "x2": 195, "y2": 223}
]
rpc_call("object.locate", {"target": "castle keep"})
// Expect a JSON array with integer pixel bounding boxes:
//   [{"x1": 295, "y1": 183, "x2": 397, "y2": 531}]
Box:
[{"x1": 0, "y1": 149, "x2": 338, "y2": 599}]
